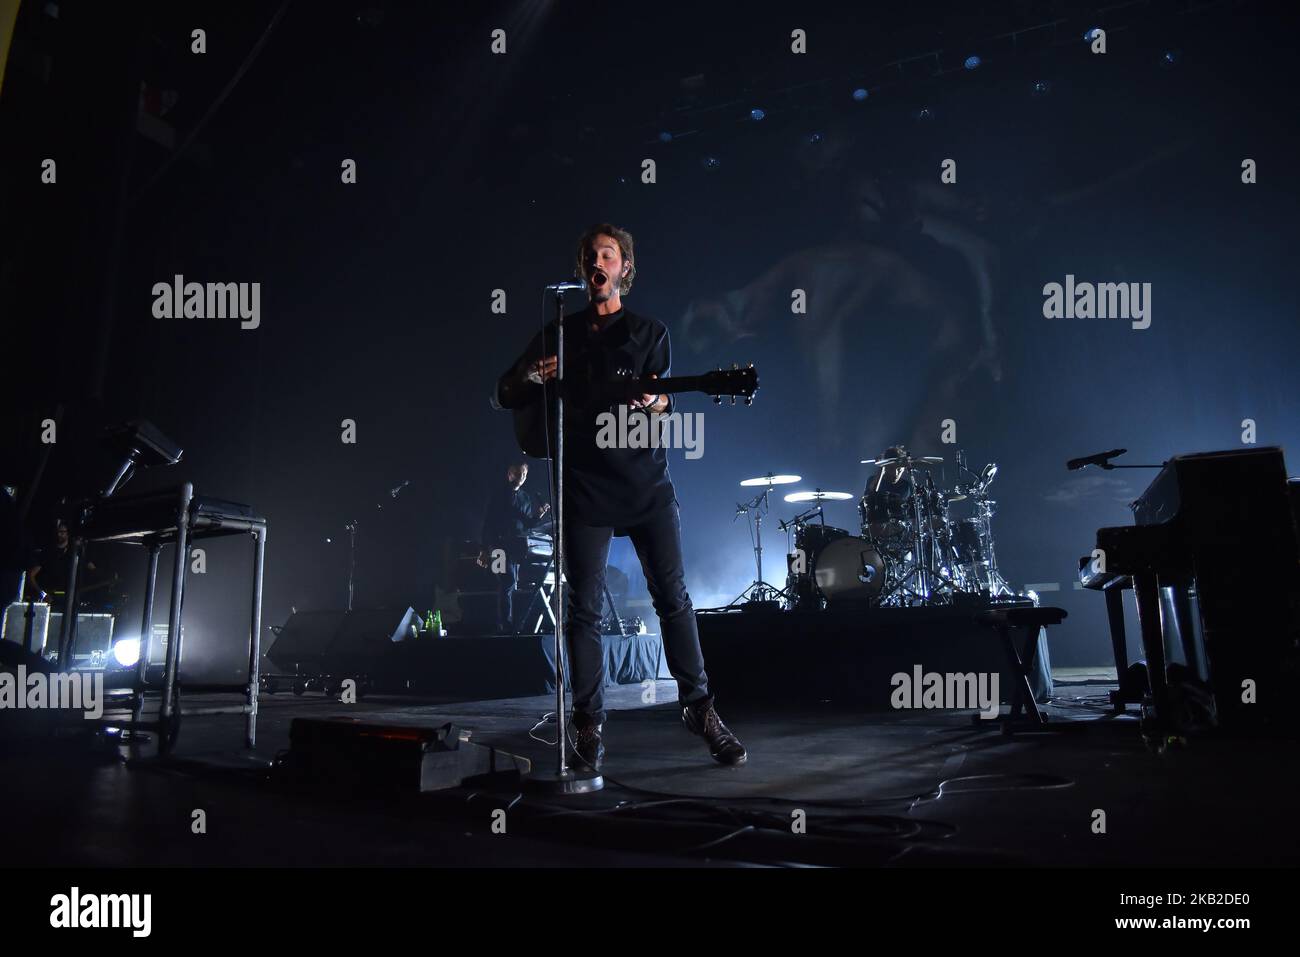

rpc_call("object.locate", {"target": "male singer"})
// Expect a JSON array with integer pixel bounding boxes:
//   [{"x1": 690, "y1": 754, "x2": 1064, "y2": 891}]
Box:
[{"x1": 493, "y1": 224, "x2": 746, "y2": 769}]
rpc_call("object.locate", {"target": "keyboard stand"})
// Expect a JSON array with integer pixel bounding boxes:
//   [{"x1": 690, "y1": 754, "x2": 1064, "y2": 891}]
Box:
[{"x1": 63, "y1": 482, "x2": 267, "y2": 756}]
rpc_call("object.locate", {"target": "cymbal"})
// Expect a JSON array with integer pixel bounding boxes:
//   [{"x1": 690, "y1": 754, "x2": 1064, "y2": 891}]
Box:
[
  {"x1": 860, "y1": 455, "x2": 944, "y2": 466},
  {"x1": 740, "y1": 473, "x2": 801, "y2": 487},
  {"x1": 784, "y1": 490, "x2": 853, "y2": 503}
]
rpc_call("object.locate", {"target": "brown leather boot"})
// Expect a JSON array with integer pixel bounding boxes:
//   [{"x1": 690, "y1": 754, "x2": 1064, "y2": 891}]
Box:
[{"x1": 682, "y1": 697, "x2": 747, "y2": 766}]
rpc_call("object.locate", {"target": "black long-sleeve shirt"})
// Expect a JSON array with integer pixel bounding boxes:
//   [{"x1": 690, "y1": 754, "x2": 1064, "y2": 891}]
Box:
[
  {"x1": 495, "y1": 305, "x2": 677, "y2": 528},
  {"x1": 480, "y1": 485, "x2": 545, "y2": 561}
]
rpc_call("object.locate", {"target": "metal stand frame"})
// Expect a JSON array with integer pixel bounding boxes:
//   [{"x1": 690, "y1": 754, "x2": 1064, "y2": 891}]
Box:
[
  {"x1": 974, "y1": 607, "x2": 1067, "y2": 734},
  {"x1": 726, "y1": 482, "x2": 791, "y2": 607},
  {"x1": 62, "y1": 483, "x2": 267, "y2": 756}
]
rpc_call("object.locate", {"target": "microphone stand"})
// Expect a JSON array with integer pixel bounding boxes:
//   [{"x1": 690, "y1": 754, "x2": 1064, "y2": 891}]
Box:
[
  {"x1": 341, "y1": 481, "x2": 410, "y2": 613},
  {"x1": 345, "y1": 520, "x2": 357, "y2": 611},
  {"x1": 527, "y1": 285, "x2": 603, "y2": 793}
]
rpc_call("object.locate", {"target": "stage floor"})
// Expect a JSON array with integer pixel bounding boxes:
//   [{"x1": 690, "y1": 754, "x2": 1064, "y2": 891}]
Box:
[{"x1": 5, "y1": 670, "x2": 1298, "y2": 867}]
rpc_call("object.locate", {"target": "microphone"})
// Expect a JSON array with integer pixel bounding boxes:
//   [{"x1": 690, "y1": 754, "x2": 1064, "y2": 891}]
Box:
[
  {"x1": 1066, "y1": 448, "x2": 1127, "y2": 471},
  {"x1": 545, "y1": 279, "x2": 587, "y2": 292},
  {"x1": 390, "y1": 479, "x2": 410, "y2": 498}
]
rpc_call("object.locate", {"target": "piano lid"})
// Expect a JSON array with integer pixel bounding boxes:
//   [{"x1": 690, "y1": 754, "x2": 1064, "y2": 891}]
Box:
[{"x1": 1132, "y1": 446, "x2": 1288, "y2": 533}]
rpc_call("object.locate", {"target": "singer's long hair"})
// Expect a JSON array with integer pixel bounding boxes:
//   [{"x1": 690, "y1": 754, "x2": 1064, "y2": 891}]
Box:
[{"x1": 574, "y1": 223, "x2": 636, "y2": 295}]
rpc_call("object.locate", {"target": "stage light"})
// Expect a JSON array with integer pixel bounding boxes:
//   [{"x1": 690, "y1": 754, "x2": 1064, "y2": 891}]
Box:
[
  {"x1": 964, "y1": 55, "x2": 981, "y2": 70},
  {"x1": 806, "y1": 131, "x2": 823, "y2": 144},
  {"x1": 1083, "y1": 27, "x2": 1102, "y2": 42},
  {"x1": 658, "y1": 131, "x2": 672, "y2": 143},
  {"x1": 852, "y1": 87, "x2": 869, "y2": 102},
  {"x1": 749, "y1": 108, "x2": 766, "y2": 121},
  {"x1": 701, "y1": 156, "x2": 721, "y2": 171},
  {"x1": 1032, "y1": 79, "x2": 1051, "y2": 97},
  {"x1": 915, "y1": 107, "x2": 934, "y2": 121},
  {"x1": 113, "y1": 636, "x2": 141, "y2": 668},
  {"x1": 1159, "y1": 49, "x2": 1181, "y2": 68}
]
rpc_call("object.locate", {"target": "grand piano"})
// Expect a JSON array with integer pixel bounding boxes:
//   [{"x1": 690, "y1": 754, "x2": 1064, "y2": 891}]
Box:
[{"x1": 1080, "y1": 447, "x2": 1300, "y2": 733}]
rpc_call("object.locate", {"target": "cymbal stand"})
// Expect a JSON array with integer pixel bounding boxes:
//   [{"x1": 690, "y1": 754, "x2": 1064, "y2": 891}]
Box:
[{"x1": 725, "y1": 485, "x2": 789, "y2": 606}]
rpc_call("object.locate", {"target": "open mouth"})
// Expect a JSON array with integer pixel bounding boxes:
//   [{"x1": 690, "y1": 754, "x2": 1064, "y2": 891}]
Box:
[{"x1": 591, "y1": 270, "x2": 607, "y2": 287}]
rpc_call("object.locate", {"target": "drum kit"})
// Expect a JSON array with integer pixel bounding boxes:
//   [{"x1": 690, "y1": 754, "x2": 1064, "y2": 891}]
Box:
[{"x1": 727, "y1": 449, "x2": 1014, "y2": 611}]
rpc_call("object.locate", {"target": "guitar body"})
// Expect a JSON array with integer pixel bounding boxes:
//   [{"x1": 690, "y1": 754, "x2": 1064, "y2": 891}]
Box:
[
  {"x1": 513, "y1": 385, "x2": 556, "y2": 459},
  {"x1": 509, "y1": 367, "x2": 758, "y2": 458}
]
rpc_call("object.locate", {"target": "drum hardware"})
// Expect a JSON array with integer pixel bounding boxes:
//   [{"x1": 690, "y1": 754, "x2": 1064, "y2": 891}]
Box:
[
  {"x1": 859, "y1": 449, "x2": 996, "y2": 608},
  {"x1": 874, "y1": 465, "x2": 962, "y2": 606},
  {"x1": 725, "y1": 473, "x2": 801, "y2": 608},
  {"x1": 949, "y1": 450, "x2": 1013, "y2": 597},
  {"x1": 725, "y1": 449, "x2": 1018, "y2": 612},
  {"x1": 778, "y1": 504, "x2": 825, "y2": 532}
]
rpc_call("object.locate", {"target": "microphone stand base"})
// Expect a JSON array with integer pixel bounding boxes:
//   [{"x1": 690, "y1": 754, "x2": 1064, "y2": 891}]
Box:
[{"x1": 524, "y1": 769, "x2": 604, "y2": 794}]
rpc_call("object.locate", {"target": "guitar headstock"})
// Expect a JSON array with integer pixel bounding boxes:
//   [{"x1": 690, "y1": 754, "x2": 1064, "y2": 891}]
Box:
[{"x1": 705, "y1": 363, "x2": 759, "y2": 406}]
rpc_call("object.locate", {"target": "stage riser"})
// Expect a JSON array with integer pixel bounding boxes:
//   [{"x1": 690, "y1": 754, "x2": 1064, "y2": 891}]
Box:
[
  {"x1": 268, "y1": 625, "x2": 667, "y2": 701},
  {"x1": 697, "y1": 608, "x2": 1051, "y2": 711}
]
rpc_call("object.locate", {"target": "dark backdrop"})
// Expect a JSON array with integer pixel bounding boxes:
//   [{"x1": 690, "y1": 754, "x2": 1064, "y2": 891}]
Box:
[{"x1": 3, "y1": 0, "x2": 1297, "y2": 678}]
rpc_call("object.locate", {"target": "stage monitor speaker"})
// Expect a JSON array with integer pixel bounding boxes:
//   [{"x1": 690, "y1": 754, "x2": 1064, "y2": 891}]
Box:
[
  {"x1": 265, "y1": 610, "x2": 347, "y2": 670},
  {"x1": 267, "y1": 607, "x2": 415, "y2": 672}
]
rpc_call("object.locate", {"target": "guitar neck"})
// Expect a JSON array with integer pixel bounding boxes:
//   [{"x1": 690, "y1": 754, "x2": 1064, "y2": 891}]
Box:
[
  {"x1": 515, "y1": 364, "x2": 756, "y2": 456},
  {"x1": 626, "y1": 374, "x2": 715, "y2": 396}
]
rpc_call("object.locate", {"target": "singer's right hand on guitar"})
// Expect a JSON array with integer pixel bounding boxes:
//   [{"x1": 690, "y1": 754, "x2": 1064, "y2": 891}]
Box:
[{"x1": 524, "y1": 355, "x2": 558, "y2": 385}]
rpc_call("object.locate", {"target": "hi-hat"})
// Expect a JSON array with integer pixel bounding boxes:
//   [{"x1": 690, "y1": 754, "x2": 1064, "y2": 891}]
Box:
[
  {"x1": 860, "y1": 455, "x2": 944, "y2": 465},
  {"x1": 741, "y1": 473, "x2": 801, "y2": 487},
  {"x1": 784, "y1": 490, "x2": 853, "y2": 503}
]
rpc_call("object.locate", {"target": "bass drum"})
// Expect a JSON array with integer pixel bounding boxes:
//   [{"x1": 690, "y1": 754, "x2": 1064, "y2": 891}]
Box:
[
  {"x1": 813, "y1": 536, "x2": 888, "y2": 604},
  {"x1": 787, "y1": 525, "x2": 850, "y2": 611}
]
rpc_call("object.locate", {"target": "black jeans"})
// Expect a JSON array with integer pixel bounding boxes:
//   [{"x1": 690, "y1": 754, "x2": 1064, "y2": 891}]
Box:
[
  {"x1": 563, "y1": 504, "x2": 710, "y2": 726},
  {"x1": 495, "y1": 561, "x2": 519, "y2": 634}
]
